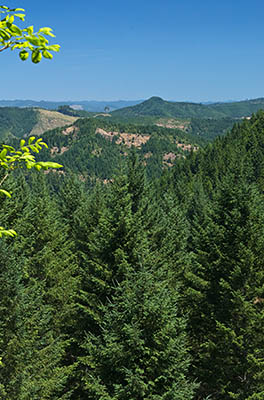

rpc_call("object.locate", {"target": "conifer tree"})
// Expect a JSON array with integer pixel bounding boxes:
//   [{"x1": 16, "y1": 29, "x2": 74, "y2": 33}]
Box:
[
  {"x1": 127, "y1": 150, "x2": 146, "y2": 213},
  {"x1": 0, "y1": 173, "x2": 31, "y2": 397},
  {"x1": 82, "y1": 264, "x2": 197, "y2": 400},
  {"x1": 0, "y1": 173, "x2": 78, "y2": 399},
  {"x1": 58, "y1": 172, "x2": 85, "y2": 227},
  {"x1": 71, "y1": 166, "x2": 157, "y2": 397},
  {"x1": 184, "y1": 178, "x2": 264, "y2": 400}
]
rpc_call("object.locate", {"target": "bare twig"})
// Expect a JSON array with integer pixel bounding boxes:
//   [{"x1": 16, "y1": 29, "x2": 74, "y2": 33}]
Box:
[
  {"x1": 0, "y1": 173, "x2": 9, "y2": 187},
  {"x1": 0, "y1": 45, "x2": 8, "y2": 52}
]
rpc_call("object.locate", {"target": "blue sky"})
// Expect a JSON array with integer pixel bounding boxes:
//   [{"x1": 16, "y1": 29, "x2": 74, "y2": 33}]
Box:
[{"x1": 2, "y1": 0, "x2": 264, "y2": 102}]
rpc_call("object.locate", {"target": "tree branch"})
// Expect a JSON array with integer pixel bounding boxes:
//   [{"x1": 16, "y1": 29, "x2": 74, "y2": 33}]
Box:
[
  {"x1": 0, "y1": 45, "x2": 8, "y2": 52},
  {"x1": 0, "y1": 173, "x2": 9, "y2": 187}
]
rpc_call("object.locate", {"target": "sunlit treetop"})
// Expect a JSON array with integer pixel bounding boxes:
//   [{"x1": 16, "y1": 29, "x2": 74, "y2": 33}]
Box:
[{"x1": 0, "y1": 5, "x2": 60, "y2": 63}]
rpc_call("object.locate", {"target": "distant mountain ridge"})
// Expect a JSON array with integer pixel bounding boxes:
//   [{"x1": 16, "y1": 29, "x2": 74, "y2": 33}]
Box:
[
  {"x1": 0, "y1": 99, "x2": 144, "y2": 112},
  {"x1": 111, "y1": 96, "x2": 264, "y2": 119},
  {"x1": 2, "y1": 97, "x2": 264, "y2": 117}
]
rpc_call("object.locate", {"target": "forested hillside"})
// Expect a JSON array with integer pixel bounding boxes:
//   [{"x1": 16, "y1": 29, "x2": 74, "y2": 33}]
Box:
[
  {"x1": 35, "y1": 117, "x2": 203, "y2": 182},
  {"x1": 0, "y1": 107, "x2": 77, "y2": 140},
  {"x1": 112, "y1": 96, "x2": 264, "y2": 119},
  {"x1": 111, "y1": 96, "x2": 263, "y2": 141},
  {"x1": 0, "y1": 107, "x2": 38, "y2": 140},
  {"x1": 1, "y1": 108, "x2": 264, "y2": 399},
  {"x1": 112, "y1": 96, "x2": 226, "y2": 119}
]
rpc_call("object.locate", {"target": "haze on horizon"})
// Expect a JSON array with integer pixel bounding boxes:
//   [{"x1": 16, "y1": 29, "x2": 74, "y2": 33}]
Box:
[{"x1": 2, "y1": 0, "x2": 264, "y2": 103}]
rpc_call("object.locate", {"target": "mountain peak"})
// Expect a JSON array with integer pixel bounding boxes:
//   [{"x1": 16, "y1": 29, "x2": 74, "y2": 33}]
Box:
[{"x1": 147, "y1": 96, "x2": 164, "y2": 103}]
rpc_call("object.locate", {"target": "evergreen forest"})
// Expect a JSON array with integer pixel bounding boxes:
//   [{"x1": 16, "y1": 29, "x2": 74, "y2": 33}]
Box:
[{"x1": 1, "y1": 103, "x2": 264, "y2": 400}]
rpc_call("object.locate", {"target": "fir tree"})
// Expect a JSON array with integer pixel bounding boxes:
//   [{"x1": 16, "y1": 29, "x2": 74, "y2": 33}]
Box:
[
  {"x1": 81, "y1": 263, "x2": 197, "y2": 400},
  {"x1": 0, "y1": 173, "x2": 78, "y2": 399},
  {"x1": 185, "y1": 178, "x2": 264, "y2": 400},
  {"x1": 71, "y1": 168, "x2": 152, "y2": 397}
]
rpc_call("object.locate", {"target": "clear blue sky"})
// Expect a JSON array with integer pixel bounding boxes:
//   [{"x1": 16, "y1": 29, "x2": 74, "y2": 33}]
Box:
[{"x1": 2, "y1": 0, "x2": 264, "y2": 102}]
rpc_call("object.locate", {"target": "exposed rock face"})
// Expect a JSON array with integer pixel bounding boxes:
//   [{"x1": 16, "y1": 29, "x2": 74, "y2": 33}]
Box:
[
  {"x1": 175, "y1": 141, "x2": 199, "y2": 151},
  {"x1": 62, "y1": 126, "x2": 79, "y2": 136},
  {"x1": 115, "y1": 133, "x2": 150, "y2": 147},
  {"x1": 95, "y1": 128, "x2": 198, "y2": 161},
  {"x1": 155, "y1": 118, "x2": 190, "y2": 130},
  {"x1": 95, "y1": 128, "x2": 150, "y2": 148},
  {"x1": 50, "y1": 146, "x2": 69, "y2": 155},
  {"x1": 163, "y1": 152, "x2": 177, "y2": 161}
]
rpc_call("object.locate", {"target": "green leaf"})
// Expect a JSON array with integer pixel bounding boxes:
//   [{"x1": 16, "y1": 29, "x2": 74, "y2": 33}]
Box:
[
  {"x1": 28, "y1": 144, "x2": 39, "y2": 153},
  {"x1": 0, "y1": 227, "x2": 17, "y2": 238},
  {"x1": 28, "y1": 136, "x2": 36, "y2": 145},
  {"x1": 39, "y1": 142, "x2": 48, "y2": 149},
  {"x1": 38, "y1": 27, "x2": 55, "y2": 37},
  {"x1": 42, "y1": 50, "x2": 53, "y2": 59},
  {"x1": 47, "y1": 44, "x2": 60, "y2": 52},
  {"x1": 0, "y1": 163, "x2": 9, "y2": 169},
  {"x1": 7, "y1": 15, "x2": 14, "y2": 24},
  {"x1": 21, "y1": 153, "x2": 34, "y2": 161},
  {"x1": 25, "y1": 161, "x2": 35, "y2": 169},
  {"x1": 26, "y1": 25, "x2": 34, "y2": 35},
  {"x1": 0, "y1": 148, "x2": 7, "y2": 160},
  {"x1": 0, "y1": 189, "x2": 11, "y2": 198},
  {"x1": 28, "y1": 36, "x2": 41, "y2": 46},
  {"x1": 2, "y1": 145, "x2": 14, "y2": 151},
  {"x1": 0, "y1": 29, "x2": 11, "y2": 40},
  {"x1": 9, "y1": 24, "x2": 22, "y2": 35},
  {"x1": 36, "y1": 161, "x2": 63, "y2": 169},
  {"x1": 3, "y1": 229, "x2": 16, "y2": 237},
  {"x1": 21, "y1": 41, "x2": 32, "y2": 49},
  {"x1": 31, "y1": 48, "x2": 42, "y2": 63},
  {"x1": 14, "y1": 13, "x2": 25, "y2": 21},
  {"x1": 38, "y1": 34, "x2": 48, "y2": 44},
  {"x1": 19, "y1": 50, "x2": 29, "y2": 61},
  {"x1": 11, "y1": 44, "x2": 22, "y2": 49}
]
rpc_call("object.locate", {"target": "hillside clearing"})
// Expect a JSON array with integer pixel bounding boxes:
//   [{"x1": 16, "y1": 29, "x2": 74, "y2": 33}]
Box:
[{"x1": 30, "y1": 109, "x2": 78, "y2": 136}]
